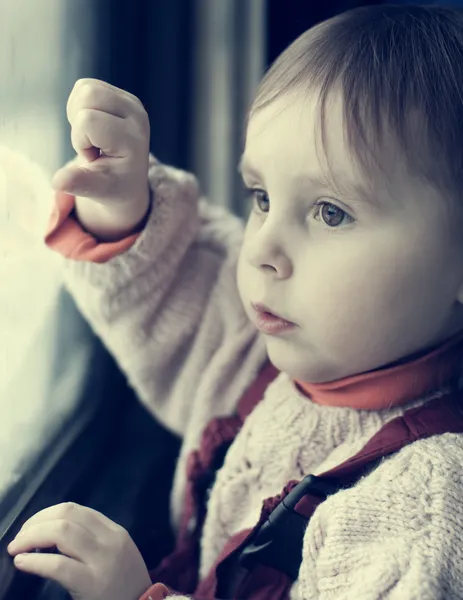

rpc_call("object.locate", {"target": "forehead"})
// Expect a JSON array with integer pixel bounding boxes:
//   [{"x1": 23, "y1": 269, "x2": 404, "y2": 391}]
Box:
[
  {"x1": 243, "y1": 90, "x2": 429, "y2": 211},
  {"x1": 243, "y1": 91, "x2": 363, "y2": 188}
]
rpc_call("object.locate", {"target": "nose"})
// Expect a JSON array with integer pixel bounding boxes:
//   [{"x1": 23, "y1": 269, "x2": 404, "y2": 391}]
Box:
[{"x1": 246, "y1": 222, "x2": 293, "y2": 280}]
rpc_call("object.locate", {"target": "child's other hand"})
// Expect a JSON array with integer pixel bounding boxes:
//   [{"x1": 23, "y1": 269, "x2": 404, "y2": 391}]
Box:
[
  {"x1": 52, "y1": 78, "x2": 151, "y2": 240},
  {"x1": 7, "y1": 502, "x2": 152, "y2": 600}
]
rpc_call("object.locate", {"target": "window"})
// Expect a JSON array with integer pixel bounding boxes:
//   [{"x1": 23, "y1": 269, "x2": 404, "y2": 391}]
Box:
[{"x1": 0, "y1": 0, "x2": 95, "y2": 513}]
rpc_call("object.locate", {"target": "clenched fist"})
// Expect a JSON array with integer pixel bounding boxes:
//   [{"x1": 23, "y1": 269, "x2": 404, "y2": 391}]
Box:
[{"x1": 52, "y1": 78, "x2": 151, "y2": 241}]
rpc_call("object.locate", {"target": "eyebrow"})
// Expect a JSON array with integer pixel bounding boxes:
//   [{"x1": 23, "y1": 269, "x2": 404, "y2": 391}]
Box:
[{"x1": 238, "y1": 157, "x2": 381, "y2": 210}]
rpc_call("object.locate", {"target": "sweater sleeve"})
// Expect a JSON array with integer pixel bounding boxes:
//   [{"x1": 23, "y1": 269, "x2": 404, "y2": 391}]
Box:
[
  {"x1": 44, "y1": 155, "x2": 259, "y2": 437},
  {"x1": 293, "y1": 434, "x2": 463, "y2": 600}
]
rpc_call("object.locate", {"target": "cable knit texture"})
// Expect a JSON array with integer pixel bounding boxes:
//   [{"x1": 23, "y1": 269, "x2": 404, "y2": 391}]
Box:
[
  {"x1": 44, "y1": 158, "x2": 463, "y2": 599},
  {"x1": 201, "y1": 372, "x2": 463, "y2": 599}
]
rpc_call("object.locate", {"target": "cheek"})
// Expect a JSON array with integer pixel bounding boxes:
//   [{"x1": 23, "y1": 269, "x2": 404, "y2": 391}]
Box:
[{"x1": 293, "y1": 239, "x2": 431, "y2": 335}]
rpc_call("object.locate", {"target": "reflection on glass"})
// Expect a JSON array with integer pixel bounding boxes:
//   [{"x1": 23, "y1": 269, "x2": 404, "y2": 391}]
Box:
[{"x1": 0, "y1": 1, "x2": 89, "y2": 504}]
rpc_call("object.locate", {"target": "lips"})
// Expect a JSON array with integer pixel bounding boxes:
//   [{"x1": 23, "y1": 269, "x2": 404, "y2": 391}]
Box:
[
  {"x1": 251, "y1": 302, "x2": 296, "y2": 335},
  {"x1": 251, "y1": 302, "x2": 289, "y2": 321}
]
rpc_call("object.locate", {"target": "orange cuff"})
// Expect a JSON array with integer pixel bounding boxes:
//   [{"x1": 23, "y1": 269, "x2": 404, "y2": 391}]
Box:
[
  {"x1": 44, "y1": 191, "x2": 141, "y2": 263},
  {"x1": 138, "y1": 582, "x2": 171, "y2": 600}
]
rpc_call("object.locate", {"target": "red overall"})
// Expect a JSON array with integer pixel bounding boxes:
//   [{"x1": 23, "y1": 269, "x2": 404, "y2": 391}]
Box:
[
  {"x1": 139, "y1": 362, "x2": 463, "y2": 600},
  {"x1": 42, "y1": 180, "x2": 463, "y2": 599}
]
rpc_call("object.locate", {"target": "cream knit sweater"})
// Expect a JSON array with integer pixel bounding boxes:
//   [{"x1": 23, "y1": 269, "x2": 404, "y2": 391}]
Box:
[{"x1": 53, "y1": 158, "x2": 463, "y2": 599}]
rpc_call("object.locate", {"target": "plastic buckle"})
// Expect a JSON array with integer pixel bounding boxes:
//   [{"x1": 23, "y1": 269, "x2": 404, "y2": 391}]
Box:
[{"x1": 238, "y1": 474, "x2": 341, "y2": 581}]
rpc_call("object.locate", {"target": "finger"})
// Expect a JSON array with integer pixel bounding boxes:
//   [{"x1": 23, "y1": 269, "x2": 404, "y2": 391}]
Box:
[
  {"x1": 73, "y1": 78, "x2": 144, "y2": 107},
  {"x1": 17, "y1": 502, "x2": 118, "y2": 539},
  {"x1": 67, "y1": 80, "x2": 146, "y2": 126},
  {"x1": 147, "y1": 583, "x2": 171, "y2": 599},
  {"x1": 70, "y1": 108, "x2": 135, "y2": 159},
  {"x1": 13, "y1": 552, "x2": 88, "y2": 594},
  {"x1": 80, "y1": 146, "x2": 101, "y2": 162},
  {"x1": 51, "y1": 155, "x2": 123, "y2": 199},
  {"x1": 8, "y1": 519, "x2": 98, "y2": 562}
]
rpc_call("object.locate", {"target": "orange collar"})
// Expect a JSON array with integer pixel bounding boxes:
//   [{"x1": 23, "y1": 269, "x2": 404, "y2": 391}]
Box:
[{"x1": 295, "y1": 331, "x2": 463, "y2": 410}]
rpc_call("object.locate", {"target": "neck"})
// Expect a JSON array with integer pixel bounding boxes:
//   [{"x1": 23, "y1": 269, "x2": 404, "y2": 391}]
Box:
[{"x1": 294, "y1": 330, "x2": 463, "y2": 410}]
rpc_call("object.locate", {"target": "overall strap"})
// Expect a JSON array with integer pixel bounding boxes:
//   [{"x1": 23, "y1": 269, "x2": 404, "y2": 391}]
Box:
[
  {"x1": 304, "y1": 386, "x2": 463, "y2": 497},
  {"x1": 148, "y1": 362, "x2": 279, "y2": 596},
  {"x1": 216, "y1": 388, "x2": 463, "y2": 598},
  {"x1": 237, "y1": 362, "x2": 280, "y2": 421}
]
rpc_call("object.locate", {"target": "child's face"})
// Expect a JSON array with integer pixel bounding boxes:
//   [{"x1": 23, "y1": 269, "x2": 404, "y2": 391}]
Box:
[{"x1": 237, "y1": 90, "x2": 463, "y2": 383}]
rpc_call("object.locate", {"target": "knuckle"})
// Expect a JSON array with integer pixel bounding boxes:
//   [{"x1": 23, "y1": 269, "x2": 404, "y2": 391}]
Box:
[
  {"x1": 58, "y1": 519, "x2": 71, "y2": 535},
  {"x1": 69, "y1": 79, "x2": 88, "y2": 106},
  {"x1": 127, "y1": 118, "x2": 149, "y2": 149},
  {"x1": 63, "y1": 501, "x2": 79, "y2": 515},
  {"x1": 49, "y1": 555, "x2": 66, "y2": 578},
  {"x1": 78, "y1": 83, "x2": 99, "y2": 107},
  {"x1": 74, "y1": 108, "x2": 99, "y2": 133},
  {"x1": 74, "y1": 77, "x2": 99, "y2": 91},
  {"x1": 125, "y1": 96, "x2": 148, "y2": 123},
  {"x1": 90, "y1": 570, "x2": 108, "y2": 594},
  {"x1": 74, "y1": 77, "x2": 88, "y2": 89}
]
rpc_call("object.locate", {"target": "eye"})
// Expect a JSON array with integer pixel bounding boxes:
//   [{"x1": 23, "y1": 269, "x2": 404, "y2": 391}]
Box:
[
  {"x1": 313, "y1": 201, "x2": 353, "y2": 228},
  {"x1": 246, "y1": 188, "x2": 269, "y2": 213}
]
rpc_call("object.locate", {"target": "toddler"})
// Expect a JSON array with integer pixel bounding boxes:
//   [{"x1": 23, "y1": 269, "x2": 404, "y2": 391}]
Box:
[{"x1": 7, "y1": 4, "x2": 463, "y2": 599}]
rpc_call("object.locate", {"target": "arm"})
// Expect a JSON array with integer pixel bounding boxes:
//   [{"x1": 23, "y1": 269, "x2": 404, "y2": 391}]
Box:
[
  {"x1": 42, "y1": 78, "x2": 266, "y2": 436},
  {"x1": 293, "y1": 436, "x2": 463, "y2": 599},
  {"x1": 47, "y1": 156, "x2": 261, "y2": 436}
]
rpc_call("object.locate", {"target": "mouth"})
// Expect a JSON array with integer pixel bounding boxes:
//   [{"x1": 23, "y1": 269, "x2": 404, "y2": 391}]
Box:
[{"x1": 251, "y1": 302, "x2": 297, "y2": 335}]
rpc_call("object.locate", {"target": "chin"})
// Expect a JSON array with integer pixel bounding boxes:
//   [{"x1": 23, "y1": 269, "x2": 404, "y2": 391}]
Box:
[{"x1": 264, "y1": 339, "x2": 330, "y2": 383}]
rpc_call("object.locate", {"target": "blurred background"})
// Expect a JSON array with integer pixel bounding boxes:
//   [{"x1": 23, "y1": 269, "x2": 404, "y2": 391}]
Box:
[
  {"x1": 6, "y1": 0, "x2": 460, "y2": 215},
  {"x1": 1, "y1": 0, "x2": 463, "y2": 597}
]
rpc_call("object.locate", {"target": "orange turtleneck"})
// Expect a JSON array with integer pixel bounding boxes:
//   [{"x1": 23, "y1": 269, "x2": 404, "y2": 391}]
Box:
[{"x1": 295, "y1": 330, "x2": 463, "y2": 410}]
